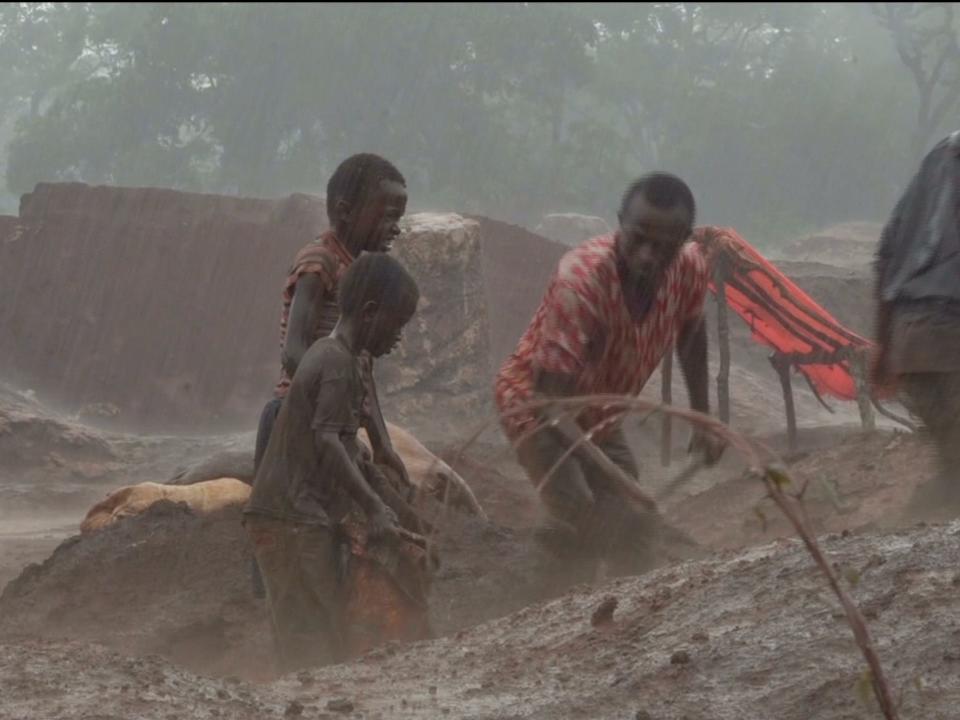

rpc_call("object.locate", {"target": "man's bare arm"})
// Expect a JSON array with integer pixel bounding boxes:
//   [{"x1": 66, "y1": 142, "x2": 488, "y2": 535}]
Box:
[
  {"x1": 676, "y1": 312, "x2": 727, "y2": 464},
  {"x1": 282, "y1": 274, "x2": 323, "y2": 378},
  {"x1": 534, "y1": 371, "x2": 640, "y2": 488}
]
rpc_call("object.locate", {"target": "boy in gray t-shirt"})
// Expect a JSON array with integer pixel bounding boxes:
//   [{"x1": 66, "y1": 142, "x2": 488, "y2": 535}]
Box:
[{"x1": 244, "y1": 252, "x2": 419, "y2": 673}]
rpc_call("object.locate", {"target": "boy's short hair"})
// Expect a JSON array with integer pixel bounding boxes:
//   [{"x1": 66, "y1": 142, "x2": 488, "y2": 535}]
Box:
[
  {"x1": 338, "y1": 252, "x2": 419, "y2": 317},
  {"x1": 326, "y1": 154, "x2": 406, "y2": 221}
]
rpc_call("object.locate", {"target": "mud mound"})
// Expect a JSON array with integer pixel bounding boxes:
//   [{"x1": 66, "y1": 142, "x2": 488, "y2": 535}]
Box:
[
  {"x1": 6, "y1": 521, "x2": 960, "y2": 718},
  {"x1": 534, "y1": 213, "x2": 611, "y2": 247},
  {"x1": 0, "y1": 490, "x2": 560, "y2": 682},
  {"x1": 776, "y1": 221, "x2": 882, "y2": 269},
  {"x1": 0, "y1": 183, "x2": 327, "y2": 433},
  {"x1": 271, "y1": 521, "x2": 960, "y2": 719},
  {"x1": 668, "y1": 430, "x2": 936, "y2": 551},
  {"x1": 0, "y1": 639, "x2": 288, "y2": 720},
  {"x1": 0, "y1": 503, "x2": 275, "y2": 682},
  {"x1": 0, "y1": 183, "x2": 569, "y2": 436}
]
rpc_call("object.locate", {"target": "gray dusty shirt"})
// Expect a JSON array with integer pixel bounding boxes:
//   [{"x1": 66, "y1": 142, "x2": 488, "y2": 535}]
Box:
[
  {"x1": 245, "y1": 335, "x2": 367, "y2": 525},
  {"x1": 876, "y1": 131, "x2": 960, "y2": 305}
]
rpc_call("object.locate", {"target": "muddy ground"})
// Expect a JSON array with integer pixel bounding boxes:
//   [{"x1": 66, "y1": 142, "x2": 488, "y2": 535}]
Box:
[
  {"x1": 0, "y1": 214, "x2": 950, "y2": 720},
  {"x1": 1, "y1": 373, "x2": 955, "y2": 719},
  {"x1": 3, "y1": 519, "x2": 960, "y2": 719}
]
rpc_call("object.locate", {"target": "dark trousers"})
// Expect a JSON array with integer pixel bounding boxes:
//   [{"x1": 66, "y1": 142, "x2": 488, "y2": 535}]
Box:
[
  {"x1": 516, "y1": 427, "x2": 656, "y2": 577},
  {"x1": 246, "y1": 516, "x2": 343, "y2": 673}
]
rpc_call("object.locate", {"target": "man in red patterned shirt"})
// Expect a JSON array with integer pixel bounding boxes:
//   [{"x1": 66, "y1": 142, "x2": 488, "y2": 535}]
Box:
[{"x1": 495, "y1": 173, "x2": 725, "y2": 574}]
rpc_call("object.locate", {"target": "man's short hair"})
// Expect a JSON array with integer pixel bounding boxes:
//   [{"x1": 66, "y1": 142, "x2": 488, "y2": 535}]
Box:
[
  {"x1": 620, "y1": 172, "x2": 696, "y2": 225},
  {"x1": 338, "y1": 252, "x2": 419, "y2": 317},
  {"x1": 326, "y1": 153, "x2": 406, "y2": 221}
]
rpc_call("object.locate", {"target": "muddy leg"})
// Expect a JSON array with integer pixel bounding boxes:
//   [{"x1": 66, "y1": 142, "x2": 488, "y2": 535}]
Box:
[
  {"x1": 517, "y1": 431, "x2": 602, "y2": 591},
  {"x1": 900, "y1": 373, "x2": 960, "y2": 520}
]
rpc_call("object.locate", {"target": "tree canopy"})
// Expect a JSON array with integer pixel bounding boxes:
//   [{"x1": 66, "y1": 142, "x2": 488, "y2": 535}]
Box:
[{"x1": 0, "y1": 2, "x2": 954, "y2": 244}]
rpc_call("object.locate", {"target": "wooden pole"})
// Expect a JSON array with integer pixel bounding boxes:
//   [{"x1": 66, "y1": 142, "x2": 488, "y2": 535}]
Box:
[
  {"x1": 661, "y1": 346, "x2": 673, "y2": 467},
  {"x1": 715, "y1": 255, "x2": 731, "y2": 424},
  {"x1": 851, "y1": 350, "x2": 876, "y2": 433},
  {"x1": 770, "y1": 353, "x2": 797, "y2": 455}
]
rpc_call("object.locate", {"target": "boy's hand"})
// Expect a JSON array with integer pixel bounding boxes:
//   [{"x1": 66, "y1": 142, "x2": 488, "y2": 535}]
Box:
[
  {"x1": 380, "y1": 448, "x2": 413, "y2": 493},
  {"x1": 367, "y1": 504, "x2": 400, "y2": 543}
]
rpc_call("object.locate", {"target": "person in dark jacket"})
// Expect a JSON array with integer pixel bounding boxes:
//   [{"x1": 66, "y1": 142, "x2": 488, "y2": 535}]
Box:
[{"x1": 872, "y1": 130, "x2": 960, "y2": 518}]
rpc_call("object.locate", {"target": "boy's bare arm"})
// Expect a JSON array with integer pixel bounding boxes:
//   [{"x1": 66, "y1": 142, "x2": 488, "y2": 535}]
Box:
[
  {"x1": 283, "y1": 274, "x2": 324, "y2": 378},
  {"x1": 360, "y1": 365, "x2": 413, "y2": 489},
  {"x1": 313, "y1": 429, "x2": 398, "y2": 538}
]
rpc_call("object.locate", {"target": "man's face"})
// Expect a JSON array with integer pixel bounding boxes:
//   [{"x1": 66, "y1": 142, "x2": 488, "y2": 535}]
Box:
[
  {"x1": 616, "y1": 193, "x2": 692, "y2": 287},
  {"x1": 363, "y1": 296, "x2": 417, "y2": 358},
  {"x1": 345, "y1": 179, "x2": 408, "y2": 253}
]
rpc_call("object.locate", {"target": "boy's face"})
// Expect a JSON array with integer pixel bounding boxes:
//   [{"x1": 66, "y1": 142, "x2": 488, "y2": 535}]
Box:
[
  {"x1": 361, "y1": 297, "x2": 417, "y2": 358},
  {"x1": 341, "y1": 179, "x2": 408, "y2": 253}
]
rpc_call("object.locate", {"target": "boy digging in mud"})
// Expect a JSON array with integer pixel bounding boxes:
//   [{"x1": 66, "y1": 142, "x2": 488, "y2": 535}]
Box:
[{"x1": 243, "y1": 253, "x2": 422, "y2": 673}]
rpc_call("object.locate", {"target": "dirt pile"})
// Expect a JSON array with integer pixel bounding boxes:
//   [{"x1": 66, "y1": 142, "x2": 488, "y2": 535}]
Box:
[
  {"x1": 0, "y1": 495, "x2": 560, "y2": 683},
  {"x1": 5, "y1": 519, "x2": 960, "y2": 719},
  {"x1": 534, "y1": 212, "x2": 612, "y2": 247},
  {"x1": 775, "y1": 221, "x2": 882, "y2": 269},
  {"x1": 0, "y1": 183, "x2": 328, "y2": 433},
  {"x1": 279, "y1": 519, "x2": 960, "y2": 720},
  {"x1": 667, "y1": 429, "x2": 935, "y2": 551},
  {"x1": 0, "y1": 639, "x2": 290, "y2": 720},
  {"x1": 0, "y1": 183, "x2": 574, "y2": 436}
]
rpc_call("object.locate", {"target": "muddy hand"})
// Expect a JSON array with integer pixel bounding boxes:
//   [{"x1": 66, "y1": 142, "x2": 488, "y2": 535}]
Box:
[
  {"x1": 688, "y1": 430, "x2": 726, "y2": 467},
  {"x1": 368, "y1": 504, "x2": 400, "y2": 544}
]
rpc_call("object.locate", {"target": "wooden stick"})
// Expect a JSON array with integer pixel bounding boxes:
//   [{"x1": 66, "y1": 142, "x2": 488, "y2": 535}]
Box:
[
  {"x1": 715, "y1": 257, "x2": 732, "y2": 424},
  {"x1": 770, "y1": 353, "x2": 798, "y2": 454},
  {"x1": 850, "y1": 350, "x2": 876, "y2": 433},
  {"x1": 763, "y1": 468, "x2": 899, "y2": 720},
  {"x1": 871, "y1": 398, "x2": 917, "y2": 432},
  {"x1": 661, "y1": 347, "x2": 673, "y2": 467}
]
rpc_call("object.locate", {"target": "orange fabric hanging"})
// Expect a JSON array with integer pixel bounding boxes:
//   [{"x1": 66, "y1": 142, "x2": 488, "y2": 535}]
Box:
[{"x1": 693, "y1": 227, "x2": 877, "y2": 402}]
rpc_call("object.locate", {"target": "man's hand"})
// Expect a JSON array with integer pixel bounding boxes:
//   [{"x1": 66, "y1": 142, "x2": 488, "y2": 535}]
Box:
[
  {"x1": 367, "y1": 504, "x2": 400, "y2": 544},
  {"x1": 688, "y1": 430, "x2": 726, "y2": 467}
]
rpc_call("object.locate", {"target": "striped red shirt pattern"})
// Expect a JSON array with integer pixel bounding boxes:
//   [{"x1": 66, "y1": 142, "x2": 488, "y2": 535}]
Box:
[
  {"x1": 494, "y1": 234, "x2": 708, "y2": 442},
  {"x1": 274, "y1": 231, "x2": 355, "y2": 398}
]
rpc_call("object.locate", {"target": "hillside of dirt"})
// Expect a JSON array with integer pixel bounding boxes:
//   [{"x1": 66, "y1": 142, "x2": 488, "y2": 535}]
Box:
[
  {"x1": 774, "y1": 222, "x2": 883, "y2": 269},
  {"x1": 0, "y1": 183, "x2": 573, "y2": 435},
  {"x1": 3, "y1": 517, "x2": 959, "y2": 719}
]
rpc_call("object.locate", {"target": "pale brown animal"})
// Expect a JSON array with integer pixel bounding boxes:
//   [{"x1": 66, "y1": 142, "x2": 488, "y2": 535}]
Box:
[
  {"x1": 80, "y1": 477, "x2": 251, "y2": 534},
  {"x1": 363, "y1": 423, "x2": 487, "y2": 519},
  {"x1": 82, "y1": 425, "x2": 485, "y2": 533}
]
